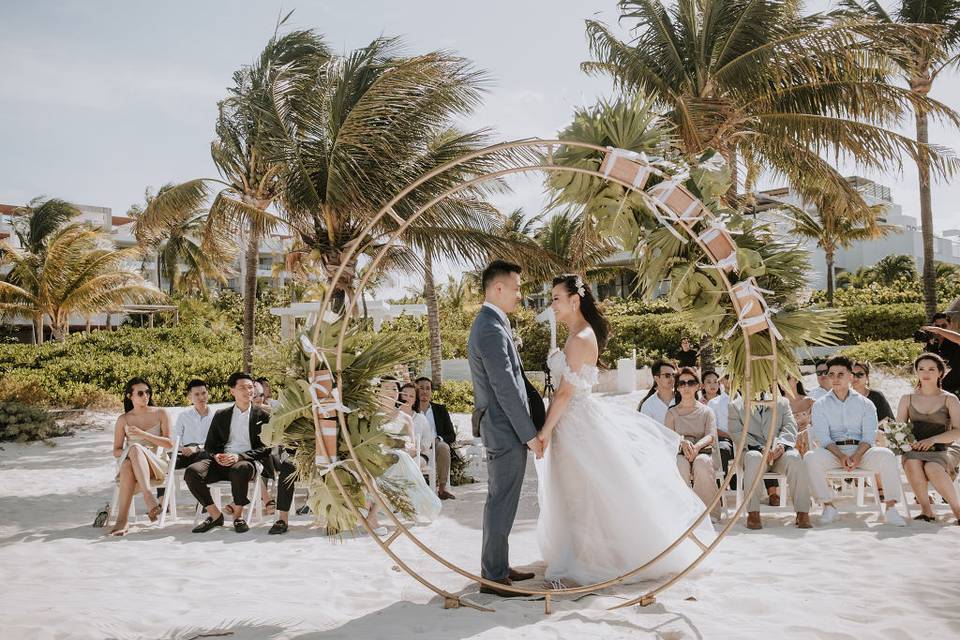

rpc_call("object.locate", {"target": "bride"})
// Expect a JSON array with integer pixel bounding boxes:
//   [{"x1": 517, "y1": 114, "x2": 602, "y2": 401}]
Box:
[{"x1": 535, "y1": 274, "x2": 716, "y2": 587}]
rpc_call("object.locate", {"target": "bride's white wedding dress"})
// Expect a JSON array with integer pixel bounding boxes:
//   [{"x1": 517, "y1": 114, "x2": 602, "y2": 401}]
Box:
[{"x1": 535, "y1": 349, "x2": 716, "y2": 585}]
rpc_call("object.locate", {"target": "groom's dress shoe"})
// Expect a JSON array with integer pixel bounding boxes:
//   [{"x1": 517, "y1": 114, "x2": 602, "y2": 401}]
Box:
[
  {"x1": 508, "y1": 568, "x2": 535, "y2": 581},
  {"x1": 746, "y1": 511, "x2": 763, "y2": 530},
  {"x1": 192, "y1": 514, "x2": 224, "y2": 533},
  {"x1": 479, "y1": 577, "x2": 524, "y2": 598}
]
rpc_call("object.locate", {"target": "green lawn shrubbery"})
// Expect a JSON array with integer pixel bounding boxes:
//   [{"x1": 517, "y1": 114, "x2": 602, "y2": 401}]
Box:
[
  {"x1": 0, "y1": 401, "x2": 70, "y2": 442},
  {"x1": 840, "y1": 303, "x2": 926, "y2": 342},
  {"x1": 841, "y1": 339, "x2": 924, "y2": 369}
]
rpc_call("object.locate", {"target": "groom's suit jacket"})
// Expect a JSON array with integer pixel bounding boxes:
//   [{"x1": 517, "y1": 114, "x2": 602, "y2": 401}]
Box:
[{"x1": 467, "y1": 304, "x2": 538, "y2": 451}]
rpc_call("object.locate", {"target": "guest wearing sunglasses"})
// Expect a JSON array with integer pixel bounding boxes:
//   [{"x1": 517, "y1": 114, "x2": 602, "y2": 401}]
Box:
[
  {"x1": 110, "y1": 378, "x2": 174, "y2": 536},
  {"x1": 664, "y1": 368, "x2": 719, "y2": 522},
  {"x1": 851, "y1": 361, "x2": 894, "y2": 426},
  {"x1": 808, "y1": 361, "x2": 832, "y2": 401},
  {"x1": 638, "y1": 360, "x2": 679, "y2": 425}
]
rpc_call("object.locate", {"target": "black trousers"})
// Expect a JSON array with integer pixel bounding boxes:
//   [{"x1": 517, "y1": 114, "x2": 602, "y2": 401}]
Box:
[
  {"x1": 274, "y1": 455, "x2": 299, "y2": 513},
  {"x1": 184, "y1": 458, "x2": 257, "y2": 507}
]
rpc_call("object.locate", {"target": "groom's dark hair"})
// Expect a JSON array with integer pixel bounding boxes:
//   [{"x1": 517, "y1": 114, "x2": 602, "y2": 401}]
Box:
[{"x1": 481, "y1": 260, "x2": 522, "y2": 291}]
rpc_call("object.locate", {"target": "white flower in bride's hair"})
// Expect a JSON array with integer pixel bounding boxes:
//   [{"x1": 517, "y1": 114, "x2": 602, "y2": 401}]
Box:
[{"x1": 574, "y1": 275, "x2": 586, "y2": 297}]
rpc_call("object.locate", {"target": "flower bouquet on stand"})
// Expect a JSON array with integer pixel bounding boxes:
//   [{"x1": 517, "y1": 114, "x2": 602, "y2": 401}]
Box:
[{"x1": 884, "y1": 421, "x2": 917, "y2": 456}]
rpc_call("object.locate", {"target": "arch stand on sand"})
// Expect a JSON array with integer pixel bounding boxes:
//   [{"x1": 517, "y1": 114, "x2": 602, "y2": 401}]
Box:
[{"x1": 304, "y1": 139, "x2": 782, "y2": 614}]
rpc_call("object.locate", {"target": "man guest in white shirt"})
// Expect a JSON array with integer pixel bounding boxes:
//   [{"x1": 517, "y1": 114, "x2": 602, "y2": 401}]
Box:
[
  {"x1": 807, "y1": 361, "x2": 832, "y2": 401},
  {"x1": 638, "y1": 360, "x2": 678, "y2": 424},
  {"x1": 184, "y1": 372, "x2": 272, "y2": 533},
  {"x1": 415, "y1": 376, "x2": 457, "y2": 500},
  {"x1": 173, "y1": 379, "x2": 214, "y2": 468},
  {"x1": 804, "y1": 356, "x2": 907, "y2": 526}
]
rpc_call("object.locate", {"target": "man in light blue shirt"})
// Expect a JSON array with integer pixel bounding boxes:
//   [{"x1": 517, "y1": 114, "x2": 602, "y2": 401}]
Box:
[{"x1": 804, "y1": 356, "x2": 906, "y2": 526}]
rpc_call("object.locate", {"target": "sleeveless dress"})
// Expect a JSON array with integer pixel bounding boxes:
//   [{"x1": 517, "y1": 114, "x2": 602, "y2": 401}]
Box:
[
  {"x1": 535, "y1": 349, "x2": 716, "y2": 586},
  {"x1": 903, "y1": 395, "x2": 960, "y2": 476},
  {"x1": 379, "y1": 413, "x2": 442, "y2": 523},
  {"x1": 116, "y1": 422, "x2": 169, "y2": 483}
]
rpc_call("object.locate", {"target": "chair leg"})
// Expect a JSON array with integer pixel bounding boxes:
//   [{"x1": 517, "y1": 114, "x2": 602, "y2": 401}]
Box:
[
  {"x1": 856, "y1": 477, "x2": 866, "y2": 507},
  {"x1": 108, "y1": 484, "x2": 121, "y2": 526},
  {"x1": 249, "y1": 476, "x2": 263, "y2": 525}
]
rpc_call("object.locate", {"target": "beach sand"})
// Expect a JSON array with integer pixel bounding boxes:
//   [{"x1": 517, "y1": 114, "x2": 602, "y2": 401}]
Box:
[{"x1": 2, "y1": 372, "x2": 958, "y2": 639}]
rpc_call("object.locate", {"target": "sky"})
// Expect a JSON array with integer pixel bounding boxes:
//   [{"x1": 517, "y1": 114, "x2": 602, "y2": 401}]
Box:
[{"x1": 2, "y1": 0, "x2": 958, "y2": 291}]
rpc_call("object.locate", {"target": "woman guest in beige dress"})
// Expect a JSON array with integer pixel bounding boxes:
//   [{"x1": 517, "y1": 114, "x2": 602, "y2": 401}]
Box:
[
  {"x1": 897, "y1": 353, "x2": 960, "y2": 524},
  {"x1": 665, "y1": 367, "x2": 719, "y2": 522},
  {"x1": 110, "y1": 377, "x2": 173, "y2": 536}
]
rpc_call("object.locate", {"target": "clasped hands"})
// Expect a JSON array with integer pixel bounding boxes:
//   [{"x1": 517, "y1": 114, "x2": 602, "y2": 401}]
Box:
[
  {"x1": 214, "y1": 452, "x2": 241, "y2": 467},
  {"x1": 834, "y1": 450, "x2": 863, "y2": 471}
]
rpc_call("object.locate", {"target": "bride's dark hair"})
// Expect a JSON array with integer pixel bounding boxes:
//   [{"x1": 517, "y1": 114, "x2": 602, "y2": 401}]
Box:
[{"x1": 552, "y1": 274, "x2": 609, "y2": 353}]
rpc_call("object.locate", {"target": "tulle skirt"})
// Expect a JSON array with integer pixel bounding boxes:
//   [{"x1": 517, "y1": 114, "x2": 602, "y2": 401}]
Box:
[
  {"x1": 380, "y1": 448, "x2": 442, "y2": 523},
  {"x1": 535, "y1": 395, "x2": 716, "y2": 585}
]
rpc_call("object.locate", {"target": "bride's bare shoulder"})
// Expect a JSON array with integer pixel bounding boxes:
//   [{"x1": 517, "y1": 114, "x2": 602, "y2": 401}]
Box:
[{"x1": 564, "y1": 328, "x2": 598, "y2": 363}]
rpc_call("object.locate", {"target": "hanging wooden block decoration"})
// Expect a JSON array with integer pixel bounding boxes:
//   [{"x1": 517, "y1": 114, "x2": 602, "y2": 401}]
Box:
[
  {"x1": 730, "y1": 278, "x2": 775, "y2": 336},
  {"x1": 698, "y1": 224, "x2": 738, "y2": 272},
  {"x1": 648, "y1": 181, "x2": 707, "y2": 230},
  {"x1": 315, "y1": 418, "x2": 339, "y2": 464},
  {"x1": 599, "y1": 147, "x2": 652, "y2": 190}
]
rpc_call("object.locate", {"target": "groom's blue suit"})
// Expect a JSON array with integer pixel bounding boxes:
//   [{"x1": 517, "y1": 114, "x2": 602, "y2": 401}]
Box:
[{"x1": 468, "y1": 303, "x2": 538, "y2": 581}]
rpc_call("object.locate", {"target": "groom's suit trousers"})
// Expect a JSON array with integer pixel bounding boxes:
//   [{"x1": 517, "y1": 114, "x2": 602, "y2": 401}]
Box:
[{"x1": 481, "y1": 445, "x2": 528, "y2": 581}]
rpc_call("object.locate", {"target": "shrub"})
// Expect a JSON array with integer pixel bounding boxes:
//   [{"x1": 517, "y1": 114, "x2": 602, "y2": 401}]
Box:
[
  {"x1": 433, "y1": 380, "x2": 474, "y2": 413},
  {"x1": 0, "y1": 401, "x2": 71, "y2": 442},
  {"x1": 841, "y1": 303, "x2": 926, "y2": 343},
  {"x1": 600, "y1": 297, "x2": 676, "y2": 316},
  {"x1": 810, "y1": 279, "x2": 960, "y2": 307},
  {"x1": 841, "y1": 339, "x2": 924, "y2": 369}
]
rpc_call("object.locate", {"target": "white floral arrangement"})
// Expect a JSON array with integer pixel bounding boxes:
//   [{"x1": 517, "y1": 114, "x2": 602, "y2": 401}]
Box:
[
  {"x1": 574, "y1": 275, "x2": 586, "y2": 297},
  {"x1": 885, "y1": 421, "x2": 916, "y2": 455}
]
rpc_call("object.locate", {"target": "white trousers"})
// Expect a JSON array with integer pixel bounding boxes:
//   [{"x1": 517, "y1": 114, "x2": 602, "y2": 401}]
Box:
[{"x1": 804, "y1": 445, "x2": 902, "y2": 504}]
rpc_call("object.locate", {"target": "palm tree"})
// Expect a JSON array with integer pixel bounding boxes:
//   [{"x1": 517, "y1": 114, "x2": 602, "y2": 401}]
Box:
[
  {"x1": 132, "y1": 185, "x2": 232, "y2": 295},
  {"x1": 440, "y1": 272, "x2": 476, "y2": 309},
  {"x1": 836, "y1": 266, "x2": 876, "y2": 288},
  {"x1": 872, "y1": 253, "x2": 918, "y2": 285},
  {"x1": 789, "y1": 197, "x2": 895, "y2": 305},
  {"x1": 936, "y1": 260, "x2": 960, "y2": 281},
  {"x1": 838, "y1": 1, "x2": 960, "y2": 320},
  {"x1": 136, "y1": 27, "x2": 330, "y2": 371},
  {"x1": 260, "y1": 37, "x2": 538, "y2": 386},
  {"x1": 8, "y1": 197, "x2": 81, "y2": 254},
  {"x1": 0, "y1": 225, "x2": 162, "y2": 341},
  {"x1": 536, "y1": 211, "x2": 619, "y2": 277},
  {"x1": 584, "y1": 0, "x2": 958, "y2": 212}
]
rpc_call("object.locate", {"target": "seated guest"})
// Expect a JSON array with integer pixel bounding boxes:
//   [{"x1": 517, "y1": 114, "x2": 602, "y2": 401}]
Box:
[
  {"x1": 400, "y1": 383, "x2": 433, "y2": 463},
  {"x1": 782, "y1": 376, "x2": 814, "y2": 454},
  {"x1": 253, "y1": 379, "x2": 270, "y2": 412},
  {"x1": 185, "y1": 372, "x2": 272, "y2": 534},
  {"x1": 674, "y1": 337, "x2": 700, "y2": 369},
  {"x1": 172, "y1": 379, "x2": 214, "y2": 469},
  {"x1": 638, "y1": 360, "x2": 678, "y2": 424},
  {"x1": 365, "y1": 379, "x2": 442, "y2": 533},
  {"x1": 257, "y1": 377, "x2": 280, "y2": 411},
  {"x1": 851, "y1": 361, "x2": 895, "y2": 426},
  {"x1": 898, "y1": 353, "x2": 960, "y2": 523},
  {"x1": 110, "y1": 378, "x2": 174, "y2": 536},
  {"x1": 804, "y1": 356, "x2": 907, "y2": 526},
  {"x1": 415, "y1": 376, "x2": 458, "y2": 500},
  {"x1": 267, "y1": 448, "x2": 299, "y2": 535},
  {"x1": 728, "y1": 390, "x2": 812, "y2": 529},
  {"x1": 704, "y1": 371, "x2": 735, "y2": 488},
  {"x1": 664, "y1": 368, "x2": 719, "y2": 521},
  {"x1": 807, "y1": 361, "x2": 832, "y2": 401}
]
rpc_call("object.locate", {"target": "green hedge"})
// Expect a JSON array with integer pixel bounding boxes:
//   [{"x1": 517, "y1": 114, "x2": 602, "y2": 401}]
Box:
[
  {"x1": 0, "y1": 401, "x2": 70, "y2": 442},
  {"x1": 811, "y1": 280, "x2": 960, "y2": 308},
  {"x1": 841, "y1": 339, "x2": 924, "y2": 369},
  {"x1": 841, "y1": 303, "x2": 926, "y2": 343},
  {"x1": 433, "y1": 380, "x2": 474, "y2": 414}
]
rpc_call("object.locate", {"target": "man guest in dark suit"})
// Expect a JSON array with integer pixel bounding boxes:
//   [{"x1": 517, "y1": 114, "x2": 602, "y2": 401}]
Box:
[
  {"x1": 185, "y1": 372, "x2": 272, "y2": 533},
  {"x1": 416, "y1": 376, "x2": 459, "y2": 500}
]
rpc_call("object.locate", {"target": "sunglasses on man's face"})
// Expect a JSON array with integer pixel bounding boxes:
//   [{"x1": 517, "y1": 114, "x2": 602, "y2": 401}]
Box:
[
  {"x1": 677, "y1": 379, "x2": 699, "y2": 388},
  {"x1": 133, "y1": 389, "x2": 151, "y2": 397}
]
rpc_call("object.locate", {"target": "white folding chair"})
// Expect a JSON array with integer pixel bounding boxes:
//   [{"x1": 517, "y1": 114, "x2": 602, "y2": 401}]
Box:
[
  {"x1": 419, "y1": 438, "x2": 438, "y2": 492},
  {"x1": 805, "y1": 430, "x2": 884, "y2": 516},
  {"x1": 109, "y1": 437, "x2": 180, "y2": 527},
  {"x1": 734, "y1": 469, "x2": 792, "y2": 513},
  {"x1": 192, "y1": 460, "x2": 265, "y2": 526}
]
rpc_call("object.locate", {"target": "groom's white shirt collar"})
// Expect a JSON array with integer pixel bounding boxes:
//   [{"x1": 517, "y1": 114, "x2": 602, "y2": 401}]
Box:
[{"x1": 482, "y1": 301, "x2": 510, "y2": 328}]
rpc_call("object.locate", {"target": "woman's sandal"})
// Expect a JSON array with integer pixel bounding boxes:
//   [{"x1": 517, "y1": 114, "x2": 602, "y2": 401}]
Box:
[
  {"x1": 264, "y1": 499, "x2": 277, "y2": 515},
  {"x1": 147, "y1": 503, "x2": 163, "y2": 522},
  {"x1": 109, "y1": 526, "x2": 129, "y2": 537}
]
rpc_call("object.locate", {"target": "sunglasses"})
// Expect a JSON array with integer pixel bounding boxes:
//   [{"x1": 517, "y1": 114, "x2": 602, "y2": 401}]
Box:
[
  {"x1": 133, "y1": 389, "x2": 151, "y2": 397},
  {"x1": 659, "y1": 372, "x2": 677, "y2": 379},
  {"x1": 852, "y1": 372, "x2": 866, "y2": 378},
  {"x1": 677, "y1": 379, "x2": 699, "y2": 388}
]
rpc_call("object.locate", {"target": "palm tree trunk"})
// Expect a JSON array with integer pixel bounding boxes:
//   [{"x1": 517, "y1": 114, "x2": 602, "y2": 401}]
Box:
[
  {"x1": 156, "y1": 252, "x2": 162, "y2": 290},
  {"x1": 825, "y1": 247, "x2": 836, "y2": 307},
  {"x1": 32, "y1": 316, "x2": 42, "y2": 345},
  {"x1": 242, "y1": 225, "x2": 260, "y2": 374},
  {"x1": 423, "y1": 245, "x2": 443, "y2": 388},
  {"x1": 915, "y1": 107, "x2": 938, "y2": 321}
]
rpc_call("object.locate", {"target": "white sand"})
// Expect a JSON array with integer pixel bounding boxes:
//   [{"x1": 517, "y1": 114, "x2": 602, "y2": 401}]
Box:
[{"x1": 2, "y1": 376, "x2": 958, "y2": 639}]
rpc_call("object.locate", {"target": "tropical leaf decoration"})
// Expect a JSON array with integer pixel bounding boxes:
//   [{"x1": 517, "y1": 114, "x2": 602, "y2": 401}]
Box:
[
  {"x1": 263, "y1": 318, "x2": 416, "y2": 535},
  {"x1": 550, "y1": 140, "x2": 844, "y2": 394}
]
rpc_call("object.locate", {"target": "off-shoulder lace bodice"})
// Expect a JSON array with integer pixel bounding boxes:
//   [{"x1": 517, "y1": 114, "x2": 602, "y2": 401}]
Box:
[{"x1": 547, "y1": 349, "x2": 599, "y2": 396}]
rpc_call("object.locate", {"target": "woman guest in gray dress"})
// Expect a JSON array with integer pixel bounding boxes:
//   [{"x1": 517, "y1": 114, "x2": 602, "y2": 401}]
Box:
[
  {"x1": 665, "y1": 368, "x2": 719, "y2": 522},
  {"x1": 897, "y1": 353, "x2": 960, "y2": 524}
]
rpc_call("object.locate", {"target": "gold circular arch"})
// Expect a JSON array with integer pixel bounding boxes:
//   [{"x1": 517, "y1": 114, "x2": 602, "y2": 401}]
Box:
[{"x1": 306, "y1": 139, "x2": 782, "y2": 614}]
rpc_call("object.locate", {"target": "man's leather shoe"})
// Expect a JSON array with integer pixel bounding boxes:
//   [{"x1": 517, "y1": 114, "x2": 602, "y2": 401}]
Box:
[
  {"x1": 479, "y1": 577, "x2": 524, "y2": 597},
  {"x1": 508, "y1": 567, "x2": 535, "y2": 581},
  {"x1": 746, "y1": 511, "x2": 763, "y2": 530},
  {"x1": 796, "y1": 512, "x2": 813, "y2": 529},
  {"x1": 268, "y1": 520, "x2": 288, "y2": 535},
  {"x1": 192, "y1": 514, "x2": 224, "y2": 533},
  {"x1": 233, "y1": 518, "x2": 250, "y2": 533},
  {"x1": 768, "y1": 494, "x2": 781, "y2": 507},
  {"x1": 438, "y1": 489, "x2": 456, "y2": 500}
]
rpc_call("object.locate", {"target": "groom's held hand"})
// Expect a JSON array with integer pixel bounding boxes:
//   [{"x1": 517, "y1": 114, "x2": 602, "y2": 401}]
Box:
[{"x1": 527, "y1": 436, "x2": 544, "y2": 459}]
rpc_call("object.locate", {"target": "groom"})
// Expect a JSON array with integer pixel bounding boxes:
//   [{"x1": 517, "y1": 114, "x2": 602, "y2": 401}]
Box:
[{"x1": 468, "y1": 260, "x2": 542, "y2": 596}]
